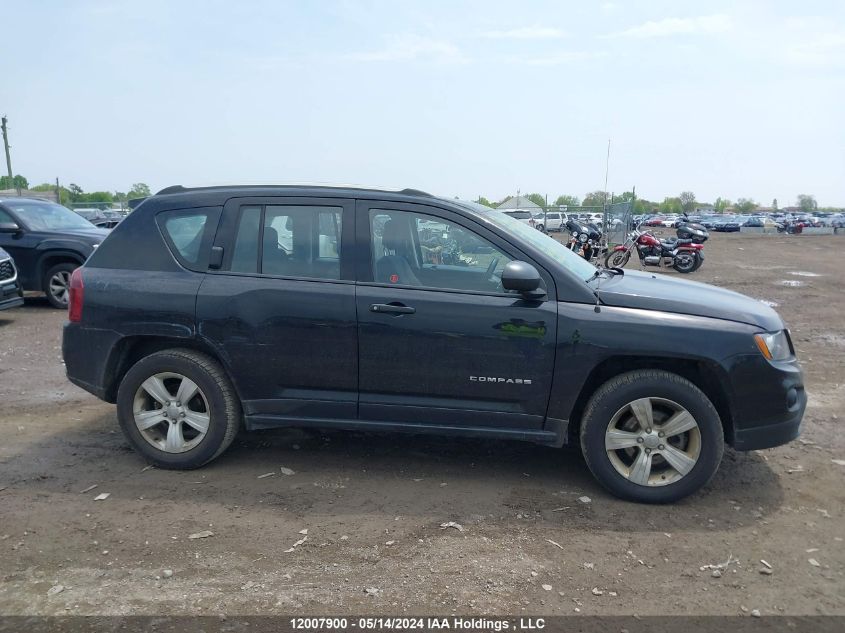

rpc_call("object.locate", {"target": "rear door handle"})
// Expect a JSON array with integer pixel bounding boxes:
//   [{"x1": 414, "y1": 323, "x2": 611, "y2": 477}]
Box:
[{"x1": 370, "y1": 303, "x2": 416, "y2": 315}]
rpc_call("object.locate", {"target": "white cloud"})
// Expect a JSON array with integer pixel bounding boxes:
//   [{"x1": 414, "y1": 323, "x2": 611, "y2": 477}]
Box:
[
  {"x1": 610, "y1": 14, "x2": 733, "y2": 38},
  {"x1": 481, "y1": 26, "x2": 566, "y2": 40},
  {"x1": 600, "y1": 3, "x2": 619, "y2": 15},
  {"x1": 347, "y1": 34, "x2": 467, "y2": 63}
]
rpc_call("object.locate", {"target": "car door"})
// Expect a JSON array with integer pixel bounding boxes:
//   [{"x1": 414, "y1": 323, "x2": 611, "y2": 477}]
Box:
[
  {"x1": 355, "y1": 200, "x2": 557, "y2": 430},
  {"x1": 196, "y1": 197, "x2": 358, "y2": 425}
]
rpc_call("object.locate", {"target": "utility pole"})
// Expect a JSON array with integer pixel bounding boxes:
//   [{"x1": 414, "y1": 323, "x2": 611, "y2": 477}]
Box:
[
  {"x1": 1, "y1": 116, "x2": 14, "y2": 193},
  {"x1": 56, "y1": 177, "x2": 61, "y2": 204}
]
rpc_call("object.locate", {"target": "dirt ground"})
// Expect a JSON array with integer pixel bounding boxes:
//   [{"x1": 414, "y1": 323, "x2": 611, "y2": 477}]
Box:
[{"x1": 0, "y1": 232, "x2": 843, "y2": 617}]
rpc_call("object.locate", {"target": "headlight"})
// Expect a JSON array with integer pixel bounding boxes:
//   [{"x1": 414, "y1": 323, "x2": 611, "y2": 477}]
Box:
[{"x1": 754, "y1": 330, "x2": 792, "y2": 361}]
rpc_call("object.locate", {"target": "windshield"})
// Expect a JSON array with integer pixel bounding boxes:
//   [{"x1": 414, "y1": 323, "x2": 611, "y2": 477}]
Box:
[
  {"x1": 7, "y1": 200, "x2": 97, "y2": 231},
  {"x1": 456, "y1": 201, "x2": 597, "y2": 281}
]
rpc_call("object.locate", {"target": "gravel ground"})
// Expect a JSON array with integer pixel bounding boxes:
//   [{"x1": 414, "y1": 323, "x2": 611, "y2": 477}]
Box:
[{"x1": 0, "y1": 232, "x2": 843, "y2": 616}]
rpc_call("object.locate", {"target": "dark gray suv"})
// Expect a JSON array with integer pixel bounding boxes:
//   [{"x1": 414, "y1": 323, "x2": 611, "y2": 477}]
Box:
[
  {"x1": 62, "y1": 185, "x2": 805, "y2": 503},
  {"x1": 0, "y1": 198, "x2": 108, "y2": 307}
]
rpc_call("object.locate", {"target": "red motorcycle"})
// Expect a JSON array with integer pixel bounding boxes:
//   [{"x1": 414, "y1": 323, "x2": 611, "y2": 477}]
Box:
[{"x1": 605, "y1": 222, "x2": 708, "y2": 273}]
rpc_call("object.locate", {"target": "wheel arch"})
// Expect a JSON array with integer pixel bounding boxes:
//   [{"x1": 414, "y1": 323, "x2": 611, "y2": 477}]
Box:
[
  {"x1": 102, "y1": 335, "x2": 240, "y2": 404},
  {"x1": 37, "y1": 251, "x2": 85, "y2": 290},
  {"x1": 567, "y1": 355, "x2": 735, "y2": 445}
]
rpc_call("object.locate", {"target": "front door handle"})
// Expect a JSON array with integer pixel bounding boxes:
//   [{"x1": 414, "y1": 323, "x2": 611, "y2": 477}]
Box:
[{"x1": 370, "y1": 303, "x2": 416, "y2": 315}]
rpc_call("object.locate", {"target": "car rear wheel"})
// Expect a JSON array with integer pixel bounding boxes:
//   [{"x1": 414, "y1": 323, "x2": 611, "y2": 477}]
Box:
[
  {"x1": 43, "y1": 262, "x2": 77, "y2": 309},
  {"x1": 116, "y1": 349, "x2": 241, "y2": 469},
  {"x1": 579, "y1": 370, "x2": 724, "y2": 503}
]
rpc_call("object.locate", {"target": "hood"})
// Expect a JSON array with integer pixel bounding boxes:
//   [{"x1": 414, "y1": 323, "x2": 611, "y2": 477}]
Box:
[
  {"x1": 45, "y1": 227, "x2": 110, "y2": 242},
  {"x1": 597, "y1": 269, "x2": 783, "y2": 330}
]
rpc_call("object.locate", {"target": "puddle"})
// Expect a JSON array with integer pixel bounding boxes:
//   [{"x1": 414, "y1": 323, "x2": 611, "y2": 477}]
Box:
[
  {"x1": 779, "y1": 280, "x2": 805, "y2": 287},
  {"x1": 758, "y1": 299, "x2": 779, "y2": 308},
  {"x1": 789, "y1": 271, "x2": 822, "y2": 277}
]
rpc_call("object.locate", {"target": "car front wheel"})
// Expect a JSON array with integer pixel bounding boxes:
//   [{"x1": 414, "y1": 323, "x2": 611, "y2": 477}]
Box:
[
  {"x1": 116, "y1": 349, "x2": 241, "y2": 469},
  {"x1": 579, "y1": 370, "x2": 724, "y2": 503}
]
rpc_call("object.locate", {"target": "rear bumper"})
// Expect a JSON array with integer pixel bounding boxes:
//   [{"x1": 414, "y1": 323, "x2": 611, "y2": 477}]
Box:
[{"x1": 63, "y1": 322, "x2": 122, "y2": 402}]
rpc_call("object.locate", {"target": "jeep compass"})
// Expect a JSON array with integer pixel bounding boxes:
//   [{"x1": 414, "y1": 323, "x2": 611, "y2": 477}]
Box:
[{"x1": 62, "y1": 185, "x2": 806, "y2": 503}]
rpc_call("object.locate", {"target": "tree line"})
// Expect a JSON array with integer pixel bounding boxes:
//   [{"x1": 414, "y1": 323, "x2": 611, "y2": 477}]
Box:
[
  {"x1": 0, "y1": 175, "x2": 151, "y2": 206},
  {"x1": 474, "y1": 191, "x2": 833, "y2": 214},
  {"x1": 2, "y1": 174, "x2": 833, "y2": 214}
]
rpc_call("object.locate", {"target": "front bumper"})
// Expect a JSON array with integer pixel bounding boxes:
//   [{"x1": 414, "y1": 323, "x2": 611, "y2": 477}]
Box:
[
  {"x1": 0, "y1": 276, "x2": 23, "y2": 311},
  {"x1": 726, "y1": 353, "x2": 806, "y2": 451},
  {"x1": 733, "y1": 410, "x2": 804, "y2": 450}
]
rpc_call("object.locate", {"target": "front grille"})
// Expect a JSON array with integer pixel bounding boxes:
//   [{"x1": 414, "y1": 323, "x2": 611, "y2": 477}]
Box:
[{"x1": 0, "y1": 258, "x2": 15, "y2": 282}]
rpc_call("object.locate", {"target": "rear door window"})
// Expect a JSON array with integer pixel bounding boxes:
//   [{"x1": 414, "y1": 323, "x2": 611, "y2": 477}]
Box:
[{"x1": 226, "y1": 204, "x2": 343, "y2": 280}]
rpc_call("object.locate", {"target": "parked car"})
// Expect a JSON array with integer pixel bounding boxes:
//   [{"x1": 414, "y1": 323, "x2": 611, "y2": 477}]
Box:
[
  {"x1": 712, "y1": 216, "x2": 742, "y2": 232},
  {"x1": 529, "y1": 211, "x2": 548, "y2": 232},
  {"x1": 0, "y1": 198, "x2": 109, "y2": 307},
  {"x1": 644, "y1": 216, "x2": 665, "y2": 227},
  {"x1": 63, "y1": 185, "x2": 805, "y2": 503},
  {"x1": 0, "y1": 246, "x2": 24, "y2": 311},
  {"x1": 743, "y1": 216, "x2": 780, "y2": 229},
  {"x1": 544, "y1": 211, "x2": 565, "y2": 232},
  {"x1": 75, "y1": 208, "x2": 120, "y2": 229},
  {"x1": 502, "y1": 210, "x2": 536, "y2": 229}
]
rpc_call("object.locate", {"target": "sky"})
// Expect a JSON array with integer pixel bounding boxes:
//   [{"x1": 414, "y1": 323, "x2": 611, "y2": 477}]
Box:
[{"x1": 2, "y1": 0, "x2": 844, "y2": 206}]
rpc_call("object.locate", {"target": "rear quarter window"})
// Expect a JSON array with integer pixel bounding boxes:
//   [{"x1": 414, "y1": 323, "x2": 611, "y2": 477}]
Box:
[{"x1": 157, "y1": 207, "x2": 222, "y2": 271}]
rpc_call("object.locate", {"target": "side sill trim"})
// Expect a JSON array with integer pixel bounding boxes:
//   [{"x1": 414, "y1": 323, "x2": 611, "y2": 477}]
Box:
[{"x1": 245, "y1": 414, "x2": 565, "y2": 446}]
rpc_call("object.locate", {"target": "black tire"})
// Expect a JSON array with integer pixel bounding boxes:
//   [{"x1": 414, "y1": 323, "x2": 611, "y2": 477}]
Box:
[
  {"x1": 536, "y1": 224, "x2": 545, "y2": 233},
  {"x1": 672, "y1": 251, "x2": 696, "y2": 273},
  {"x1": 116, "y1": 349, "x2": 241, "y2": 469},
  {"x1": 43, "y1": 262, "x2": 78, "y2": 309},
  {"x1": 579, "y1": 370, "x2": 724, "y2": 503},
  {"x1": 691, "y1": 252, "x2": 704, "y2": 272},
  {"x1": 605, "y1": 250, "x2": 630, "y2": 268}
]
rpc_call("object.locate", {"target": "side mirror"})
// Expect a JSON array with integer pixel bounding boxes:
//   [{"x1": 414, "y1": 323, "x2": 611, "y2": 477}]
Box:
[
  {"x1": 501, "y1": 261, "x2": 545, "y2": 298},
  {"x1": 0, "y1": 221, "x2": 21, "y2": 234}
]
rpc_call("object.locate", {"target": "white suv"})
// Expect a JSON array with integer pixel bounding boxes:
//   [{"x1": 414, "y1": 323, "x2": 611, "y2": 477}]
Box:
[
  {"x1": 544, "y1": 212, "x2": 565, "y2": 232},
  {"x1": 502, "y1": 210, "x2": 536, "y2": 229}
]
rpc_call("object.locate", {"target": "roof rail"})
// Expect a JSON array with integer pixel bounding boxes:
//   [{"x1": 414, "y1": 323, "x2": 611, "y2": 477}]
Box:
[
  {"x1": 398, "y1": 188, "x2": 433, "y2": 197},
  {"x1": 156, "y1": 185, "x2": 187, "y2": 195},
  {"x1": 154, "y1": 184, "x2": 434, "y2": 197}
]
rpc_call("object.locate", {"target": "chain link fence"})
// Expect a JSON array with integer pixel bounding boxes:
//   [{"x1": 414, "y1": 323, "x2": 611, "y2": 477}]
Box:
[{"x1": 604, "y1": 201, "x2": 634, "y2": 246}]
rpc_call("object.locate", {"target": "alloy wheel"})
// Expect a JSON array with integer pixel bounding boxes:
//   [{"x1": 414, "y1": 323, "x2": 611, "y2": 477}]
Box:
[
  {"x1": 49, "y1": 271, "x2": 71, "y2": 305},
  {"x1": 604, "y1": 397, "x2": 701, "y2": 487},
  {"x1": 133, "y1": 372, "x2": 210, "y2": 453}
]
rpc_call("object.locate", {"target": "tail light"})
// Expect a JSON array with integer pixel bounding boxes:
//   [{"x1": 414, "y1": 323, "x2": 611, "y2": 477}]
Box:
[{"x1": 68, "y1": 267, "x2": 84, "y2": 322}]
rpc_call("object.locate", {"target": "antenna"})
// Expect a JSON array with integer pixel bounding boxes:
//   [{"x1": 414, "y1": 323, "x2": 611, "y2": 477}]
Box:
[{"x1": 594, "y1": 271, "x2": 602, "y2": 313}]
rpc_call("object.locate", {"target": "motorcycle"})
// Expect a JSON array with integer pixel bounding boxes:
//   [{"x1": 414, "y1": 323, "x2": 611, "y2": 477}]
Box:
[
  {"x1": 565, "y1": 218, "x2": 605, "y2": 263},
  {"x1": 604, "y1": 219, "x2": 708, "y2": 273}
]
